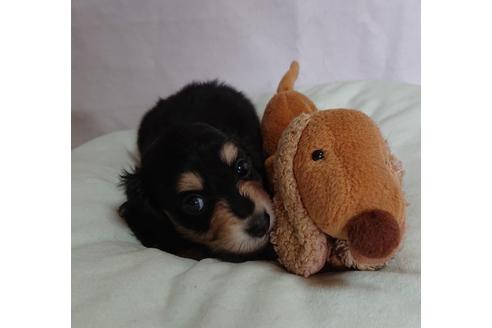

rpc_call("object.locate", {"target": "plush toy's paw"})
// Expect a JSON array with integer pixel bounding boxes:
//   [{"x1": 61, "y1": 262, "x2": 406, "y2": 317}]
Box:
[{"x1": 328, "y1": 239, "x2": 386, "y2": 271}]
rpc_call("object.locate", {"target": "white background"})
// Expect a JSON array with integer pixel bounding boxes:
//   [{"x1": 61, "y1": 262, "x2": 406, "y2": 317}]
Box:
[{"x1": 72, "y1": 0, "x2": 420, "y2": 147}]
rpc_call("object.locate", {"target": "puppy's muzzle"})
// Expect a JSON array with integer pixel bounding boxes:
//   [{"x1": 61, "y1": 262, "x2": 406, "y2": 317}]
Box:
[
  {"x1": 246, "y1": 212, "x2": 271, "y2": 238},
  {"x1": 238, "y1": 181, "x2": 275, "y2": 239}
]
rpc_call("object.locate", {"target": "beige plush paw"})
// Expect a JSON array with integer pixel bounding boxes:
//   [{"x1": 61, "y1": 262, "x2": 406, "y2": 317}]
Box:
[{"x1": 328, "y1": 239, "x2": 386, "y2": 271}]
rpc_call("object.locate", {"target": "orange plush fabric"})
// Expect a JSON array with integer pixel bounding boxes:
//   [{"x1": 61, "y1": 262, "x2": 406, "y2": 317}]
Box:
[
  {"x1": 261, "y1": 61, "x2": 317, "y2": 157},
  {"x1": 262, "y1": 61, "x2": 406, "y2": 277}
]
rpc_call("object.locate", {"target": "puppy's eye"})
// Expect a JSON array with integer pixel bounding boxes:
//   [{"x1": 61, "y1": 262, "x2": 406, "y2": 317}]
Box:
[
  {"x1": 235, "y1": 159, "x2": 251, "y2": 178},
  {"x1": 311, "y1": 149, "x2": 325, "y2": 161},
  {"x1": 181, "y1": 194, "x2": 205, "y2": 215}
]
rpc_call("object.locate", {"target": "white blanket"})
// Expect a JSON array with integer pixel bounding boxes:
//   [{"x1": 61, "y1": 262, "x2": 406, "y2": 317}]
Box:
[{"x1": 72, "y1": 81, "x2": 420, "y2": 328}]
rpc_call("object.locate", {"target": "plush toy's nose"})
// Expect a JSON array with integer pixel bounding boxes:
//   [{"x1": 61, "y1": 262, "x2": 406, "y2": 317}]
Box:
[{"x1": 346, "y1": 210, "x2": 401, "y2": 259}]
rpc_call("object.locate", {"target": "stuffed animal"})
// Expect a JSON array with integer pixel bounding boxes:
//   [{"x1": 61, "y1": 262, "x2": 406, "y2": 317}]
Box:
[{"x1": 261, "y1": 61, "x2": 406, "y2": 277}]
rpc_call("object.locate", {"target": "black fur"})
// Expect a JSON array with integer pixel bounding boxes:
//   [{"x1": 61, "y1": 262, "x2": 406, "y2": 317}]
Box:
[{"x1": 119, "y1": 81, "x2": 273, "y2": 261}]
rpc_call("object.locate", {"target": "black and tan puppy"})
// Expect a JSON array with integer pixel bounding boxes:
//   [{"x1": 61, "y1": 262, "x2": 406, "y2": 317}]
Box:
[{"x1": 119, "y1": 81, "x2": 274, "y2": 261}]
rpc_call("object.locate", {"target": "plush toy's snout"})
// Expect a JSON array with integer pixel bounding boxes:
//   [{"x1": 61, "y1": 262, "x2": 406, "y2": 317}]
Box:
[{"x1": 346, "y1": 210, "x2": 401, "y2": 261}]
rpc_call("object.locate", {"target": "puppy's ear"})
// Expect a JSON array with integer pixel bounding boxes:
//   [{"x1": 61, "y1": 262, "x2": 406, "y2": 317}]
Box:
[{"x1": 118, "y1": 168, "x2": 181, "y2": 252}]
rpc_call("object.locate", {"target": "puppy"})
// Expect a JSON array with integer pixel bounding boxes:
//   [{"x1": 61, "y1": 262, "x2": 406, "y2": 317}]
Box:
[{"x1": 119, "y1": 81, "x2": 274, "y2": 261}]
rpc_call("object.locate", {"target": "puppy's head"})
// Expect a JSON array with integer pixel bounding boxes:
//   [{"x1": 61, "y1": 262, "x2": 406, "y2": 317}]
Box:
[{"x1": 121, "y1": 123, "x2": 274, "y2": 257}]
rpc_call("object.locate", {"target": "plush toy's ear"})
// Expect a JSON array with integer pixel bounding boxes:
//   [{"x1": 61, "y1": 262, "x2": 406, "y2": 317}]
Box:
[
  {"x1": 269, "y1": 113, "x2": 329, "y2": 277},
  {"x1": 264, "y1": 155, "x2": 275, "y2": 188},
  {"x1": 261, "y1": 61, "x2": 318, "y2": 157},
  {"x1": 271, "y1": 195, "x2": 330, "y2": 277}
]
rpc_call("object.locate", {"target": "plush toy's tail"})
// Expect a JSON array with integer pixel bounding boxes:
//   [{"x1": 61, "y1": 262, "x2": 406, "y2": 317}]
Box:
[
  {"x1": 277, "y1": 61, "x2": 299, "y2": 93},
  {"x1": 261, "y1": 61, "x2": 317, "y2": 158}
]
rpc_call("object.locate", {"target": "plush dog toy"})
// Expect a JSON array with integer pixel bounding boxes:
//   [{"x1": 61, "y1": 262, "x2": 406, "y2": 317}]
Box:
[{"x1": 262, "y1": 61, "x2": 406, "y2": 277}]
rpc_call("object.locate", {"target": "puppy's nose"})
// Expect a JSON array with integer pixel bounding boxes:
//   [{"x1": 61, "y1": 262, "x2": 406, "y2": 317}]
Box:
[{"x1": 246, "y1": 212, "x2": 270, "y2": 237}]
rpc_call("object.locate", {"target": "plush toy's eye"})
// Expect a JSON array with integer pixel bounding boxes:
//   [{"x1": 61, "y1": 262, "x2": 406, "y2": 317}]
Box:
[
  {"x1": 182, "y1": 194, "x2": 205, "y2": 215},
  {"x1": 235, "y1": 159, "x2": 251, "y2": 178},
  {"x1": 311, "y1": 149, "x2": 325, "y2": 161}
]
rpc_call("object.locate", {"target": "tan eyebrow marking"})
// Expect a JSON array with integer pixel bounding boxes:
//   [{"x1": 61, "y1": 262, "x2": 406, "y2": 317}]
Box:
[
  {"x1": 219, "y1": 142, "x2": 239, "y2": 165},
  {"x1": 176, "y1": 172, "x2": 204, "y2": 193}
]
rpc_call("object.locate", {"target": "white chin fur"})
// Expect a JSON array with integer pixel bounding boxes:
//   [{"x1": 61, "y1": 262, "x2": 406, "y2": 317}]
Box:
[
  {"x1": 211, "y1": 223, "x2": 269, "y2": 254},
  {"x1": 173, "y1": 217, "x2": 270, "y2": 255}
]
